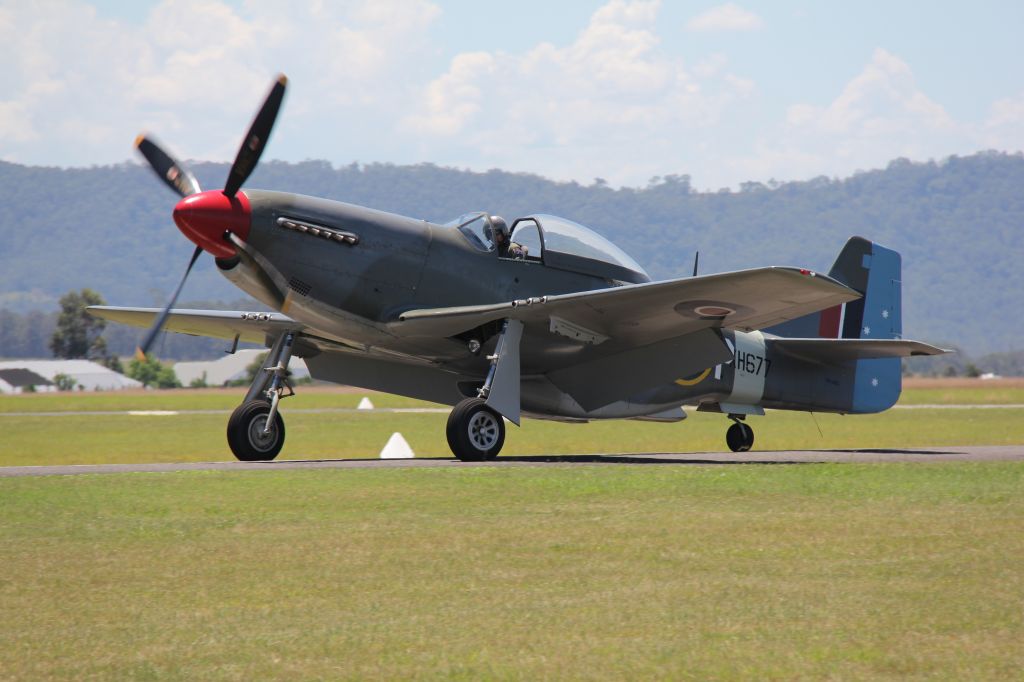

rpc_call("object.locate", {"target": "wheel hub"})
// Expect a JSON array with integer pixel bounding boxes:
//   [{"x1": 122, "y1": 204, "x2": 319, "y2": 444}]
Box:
[
  {"x1": 247, "y1": 414, "x2": 278, "y2": 452},
  {"x1": 467, "y1": 411, "x2": 500, "y2": 451}
]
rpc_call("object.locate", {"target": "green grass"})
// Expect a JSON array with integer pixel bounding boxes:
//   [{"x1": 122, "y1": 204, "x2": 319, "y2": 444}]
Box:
[
  {"x1": 2, "y1": 383, "x2": 1023, "y2": 467},
  {"x1": 1, "y1": 381, "x2": 1019, "y2": 417},
  {"x1": 0, "y1": 388, "x2": 433, "y2": 413},
  {"x1": 1, "y1": 407, "x2": 1023, "y2": 467},
  {"x1": 899, "y1": 386, "x2": 1024, "y2": 405},
  {"x1": 1, "y1": 464, "x2": 1022, "y2": 679}
]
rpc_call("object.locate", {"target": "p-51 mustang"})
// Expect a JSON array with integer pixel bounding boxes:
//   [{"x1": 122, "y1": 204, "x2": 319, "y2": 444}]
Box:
[{"x1": 91, "y1": 75, "x2": 947, "y2": 461}]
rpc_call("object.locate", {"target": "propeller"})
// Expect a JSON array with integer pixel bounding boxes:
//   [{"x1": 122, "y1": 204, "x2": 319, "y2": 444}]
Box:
[
  {"x1": 134, "y1": 135, "x2": 201, "y2": 198},
  {"x1": 132, "y1": 74, "x2": 288, "y2": 360},
  {"x1": 134, "y1": 245, "x2": 203, "y2": 361},
  {"x1": 225, "y1": 74, "x2": 288, "y2": 198}
]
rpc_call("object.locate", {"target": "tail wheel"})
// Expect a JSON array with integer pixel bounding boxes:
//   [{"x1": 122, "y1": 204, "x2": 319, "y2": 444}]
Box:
[
  {"x1": 446, "y1": 398, "x2": 505, "y2": 461},
  {"x1": 227, "y1": 400, "x2": 285, "y2": 461},
  {"x1": 726, "y1": 422, "x2": 754, "y2": 453}
]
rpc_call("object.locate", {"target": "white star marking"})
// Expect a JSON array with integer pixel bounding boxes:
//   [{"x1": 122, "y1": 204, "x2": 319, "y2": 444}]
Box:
[
  {"x1": 871, "y1": 377, "x2": 879, "y2": 387},
  {"x1": 863, "y1": 326, "x2": 871, "y2": 335},
  {"x1": 881, "y1": 309, "x2": 889, "y2": 319}
]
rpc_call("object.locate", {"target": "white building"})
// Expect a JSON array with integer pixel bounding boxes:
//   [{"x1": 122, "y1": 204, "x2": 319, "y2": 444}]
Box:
[
  {"x1": 0, "y1": 359, "x2": 143, "y2": 393},
  {"x1": 173, "y1": 349, "x2": 309, "y2": 387}
]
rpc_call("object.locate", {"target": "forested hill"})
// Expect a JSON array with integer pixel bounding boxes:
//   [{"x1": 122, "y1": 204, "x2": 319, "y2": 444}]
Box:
[{"x1": 1, "y1": 151, "x2": 1022, "y2": 356}]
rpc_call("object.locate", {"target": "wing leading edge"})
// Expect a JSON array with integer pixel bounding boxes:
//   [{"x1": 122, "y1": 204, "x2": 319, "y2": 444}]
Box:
[{"x1": 88, "y1": 306, "x2": 299, "y2": 346}]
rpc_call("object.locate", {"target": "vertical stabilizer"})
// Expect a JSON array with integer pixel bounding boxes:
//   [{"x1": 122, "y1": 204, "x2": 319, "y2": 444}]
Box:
[{"x1": 768, "y1": 236, "x2": 904, "y2": 412}]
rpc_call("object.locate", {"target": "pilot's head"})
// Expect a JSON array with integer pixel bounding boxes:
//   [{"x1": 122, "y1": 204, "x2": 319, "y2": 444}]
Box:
[{"x1": 489, "y1": 216, "x2": 509, "y2": 244}]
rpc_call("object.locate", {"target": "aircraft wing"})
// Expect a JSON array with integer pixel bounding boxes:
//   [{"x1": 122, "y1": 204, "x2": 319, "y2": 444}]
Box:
[
  {"x1": 395, "y1": 266, "x2": 860, "y2": 346},
  {"x1": 770, "y1": 338, "x2": 952, "y2": 364},
  {"x1": 88, "y1": 306, "x2": 300, "y2": 345},
  {"x1": 395, "y1": 267, "x2": 860, "y2": 411}
]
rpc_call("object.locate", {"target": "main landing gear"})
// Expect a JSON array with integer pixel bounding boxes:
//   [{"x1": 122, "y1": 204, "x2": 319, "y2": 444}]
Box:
[
  {"x1": 726, "y1": 415, "x2": 755, "y2": 453},
  {"x1": 446, "y1": 398, "x2": 505, "y2": 461},
  {"x1": 447, "y1": 319, "x2": 523, "y2": 461},
  {"x1": 227, "y1": 332, "x2": 295, "y2": 461}
]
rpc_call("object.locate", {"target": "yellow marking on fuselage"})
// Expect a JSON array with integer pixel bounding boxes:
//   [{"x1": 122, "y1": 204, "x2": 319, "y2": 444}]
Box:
[{"x1": 674, "y1": 368, "x2": 711, "y2": 387}]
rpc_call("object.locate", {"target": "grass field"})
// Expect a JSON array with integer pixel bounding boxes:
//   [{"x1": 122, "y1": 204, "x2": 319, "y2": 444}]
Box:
[
  {"x1": 1, "y1": 380, "x2": 1023, "y2": 466},
  {"x1": 1, "y1": 381, "x2": 1022, "y2": 678},
  {"x1": 2, "y1": 464, "x2": 1022, "y2": 679}
]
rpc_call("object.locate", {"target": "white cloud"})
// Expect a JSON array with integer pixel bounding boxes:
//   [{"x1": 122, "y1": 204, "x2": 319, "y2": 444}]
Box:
[
  {"x1": 980, "y1": 92, "x2": 1024, "y2": 150},
  {"x1": 401, "y1": 0, "x2": 754, "y2": 185},
  {"x1": 686, "y1": 3, "x2": 763, "y2": 32},
  {"x1": 1, "y1": 1, "x2": 1021, "y2": 190},
  {"x1": 730, "y1": 48, "x2": 981, "y2": 184},
  {"x1": 0, "y1": 0, "x2": 441, "y2": 166}
]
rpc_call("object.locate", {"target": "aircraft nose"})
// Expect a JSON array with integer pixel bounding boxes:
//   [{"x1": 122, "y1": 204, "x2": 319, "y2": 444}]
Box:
[{"x1": 172, "y1": 190, "x2": 252, "y2": 259}]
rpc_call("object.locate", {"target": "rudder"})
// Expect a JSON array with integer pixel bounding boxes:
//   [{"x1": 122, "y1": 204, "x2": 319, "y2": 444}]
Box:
[{"x1": 769, "y1": 236, "x2": 904, "y2": 412}]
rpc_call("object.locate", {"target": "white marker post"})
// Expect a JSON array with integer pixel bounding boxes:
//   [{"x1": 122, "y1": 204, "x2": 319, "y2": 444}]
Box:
[
  {"x1": 356, "y1": 396, "x2": 375, "y2": 410},
  {"x1": 379, "y1": 432, "x2": 415, "y2": 459}
]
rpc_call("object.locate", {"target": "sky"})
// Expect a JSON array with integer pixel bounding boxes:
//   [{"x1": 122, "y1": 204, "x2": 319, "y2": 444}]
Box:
[{"x1": 1, "y1": 0, "x2": 1023, "y2": 189}]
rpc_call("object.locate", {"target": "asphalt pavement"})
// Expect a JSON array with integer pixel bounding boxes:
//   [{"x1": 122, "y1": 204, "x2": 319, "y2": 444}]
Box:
[{"x1": 1, "y1": 445, "x2": 1021, "y2": 477}]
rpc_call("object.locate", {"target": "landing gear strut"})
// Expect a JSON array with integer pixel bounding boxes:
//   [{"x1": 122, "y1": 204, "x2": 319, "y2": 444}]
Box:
[
  {"x1": 446, "y1": 319, "x2": 522, "y2": 461},
  {"x1": 227, "y1": 332, "x2": 296, "y2": 461},
  {"x1": 726, "y1": 416, "x2": 754, "y2": 453}
]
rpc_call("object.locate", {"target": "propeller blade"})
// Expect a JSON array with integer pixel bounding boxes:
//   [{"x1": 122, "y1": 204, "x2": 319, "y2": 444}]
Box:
[
  {"x1": 223, "y1": 74, "x2": 288, "y2": 198},
  {"x1": 134, "y1": 135, "x2": 201, "y2": 198},
  {"x1": 135, "y1": 245, "x2": 204, "y2": 361}
]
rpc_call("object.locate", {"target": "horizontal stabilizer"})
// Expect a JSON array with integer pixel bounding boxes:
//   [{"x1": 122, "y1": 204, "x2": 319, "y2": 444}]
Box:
[{"x1": 771, "y1": 337, "x2": 951, "y2": 365}]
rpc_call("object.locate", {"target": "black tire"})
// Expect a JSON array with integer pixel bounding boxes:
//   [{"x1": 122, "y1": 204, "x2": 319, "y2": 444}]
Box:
[
  {"x1": 726, "y1": 422, "x2": 753, "y2": 453},
  {"x1": 446, "y1": 398, "x2": 505, "y2": 461},
  {"x1": 227, "y1": 400, "x2": 285, "y2": 461}
]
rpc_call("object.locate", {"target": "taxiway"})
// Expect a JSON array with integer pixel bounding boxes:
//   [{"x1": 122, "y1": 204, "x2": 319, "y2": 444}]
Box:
[{"x1": 0, "y1": 445, "x2": 1020, "y2": 477}]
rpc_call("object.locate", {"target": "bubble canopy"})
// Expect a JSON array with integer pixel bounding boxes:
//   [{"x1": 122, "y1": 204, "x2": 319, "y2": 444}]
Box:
[
  {"x1": 445, "y1": 212, "x2": 650, "y2": 284},
  {"x1": 518, "y1": 214, "x2": 650, "y2": 284}
]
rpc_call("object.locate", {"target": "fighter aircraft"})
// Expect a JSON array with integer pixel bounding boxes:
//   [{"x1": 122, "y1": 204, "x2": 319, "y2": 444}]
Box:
[{"x1": 90, "y1": 75, "x2": 948, "y2": 461}]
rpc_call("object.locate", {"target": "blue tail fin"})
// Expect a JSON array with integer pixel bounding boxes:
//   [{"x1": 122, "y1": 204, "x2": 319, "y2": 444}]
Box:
[{"x1": 769, "y1": 237, "x2": 904, "y2": 412}]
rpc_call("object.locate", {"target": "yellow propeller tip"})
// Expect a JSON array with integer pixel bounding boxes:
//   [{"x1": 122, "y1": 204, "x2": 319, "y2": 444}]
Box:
[
  {"x1": 277, "y1": 74, "x2": 288, "y2": 87},
  {"x1": 134, "y1": 347, "x2": 147, "y2": 363},
  {"x1": 133, "y1": 134, "x2": 145, "y2": 149}
]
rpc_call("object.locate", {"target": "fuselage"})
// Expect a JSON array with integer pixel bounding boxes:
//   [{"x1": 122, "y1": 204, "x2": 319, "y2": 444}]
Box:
[{"x1": 199, "y1": 189, "x2": 896, "y2": 422}]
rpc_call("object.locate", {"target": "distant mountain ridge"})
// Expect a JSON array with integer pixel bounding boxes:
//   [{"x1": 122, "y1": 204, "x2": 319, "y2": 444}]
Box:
[{"x1": 1, "y1": 151, "x2": 1021, "y2": 356}]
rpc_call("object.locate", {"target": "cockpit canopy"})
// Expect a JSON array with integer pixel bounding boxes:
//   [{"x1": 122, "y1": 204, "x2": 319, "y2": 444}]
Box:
[
  {"x1": 444, "y1": 212, "x2": 649, "y2": 284},
  {"x1": 445, "y1": 212, "x2": 499, "y2": 251}
]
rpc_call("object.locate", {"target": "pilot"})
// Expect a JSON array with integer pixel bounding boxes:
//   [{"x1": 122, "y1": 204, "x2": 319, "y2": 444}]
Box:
[{"x1": 490, "y1": 216, "x2": 529, "y2": 259}]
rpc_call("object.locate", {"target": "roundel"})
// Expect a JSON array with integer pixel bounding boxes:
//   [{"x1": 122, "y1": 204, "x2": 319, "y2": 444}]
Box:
[{"x1": 693, "y1": 305, "x2": 735, "y2": 317}]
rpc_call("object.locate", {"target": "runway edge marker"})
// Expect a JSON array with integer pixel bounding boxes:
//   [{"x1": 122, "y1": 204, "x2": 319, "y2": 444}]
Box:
[{"x1": 380, "y1": 432, "x2": 415, "y2": 459}]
